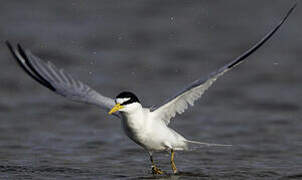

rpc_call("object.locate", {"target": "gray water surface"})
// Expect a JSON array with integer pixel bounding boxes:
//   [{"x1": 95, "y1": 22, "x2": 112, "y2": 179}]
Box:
[{"x1": 0, "y1": 1, "x2": 302, "y2": 179}]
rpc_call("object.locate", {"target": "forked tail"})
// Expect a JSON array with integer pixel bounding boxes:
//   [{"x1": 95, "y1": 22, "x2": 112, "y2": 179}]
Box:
[{"x1": 186, "y1": 140, "x2": 232, "y2": 147}]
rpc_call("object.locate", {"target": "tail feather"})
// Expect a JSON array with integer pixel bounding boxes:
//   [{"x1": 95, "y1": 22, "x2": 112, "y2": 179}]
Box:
[{"x1": 186, "y1": 140, "x2": 232, "y2": 147}]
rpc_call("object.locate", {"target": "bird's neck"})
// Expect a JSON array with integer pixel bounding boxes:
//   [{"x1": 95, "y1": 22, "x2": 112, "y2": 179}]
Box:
[
  {"x1": 121, "y1": 105, "x2": 147, "y2": 128},
  {"x1": 122, "y1": 105, "x2": 144, "y2": 119}
]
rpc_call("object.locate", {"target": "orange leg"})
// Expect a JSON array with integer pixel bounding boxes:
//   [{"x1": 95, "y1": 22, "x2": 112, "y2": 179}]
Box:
[
  {"x1": 170, "y1": 149, "x2": 178, "y2": 174},
  {"x1": 149, "y1": 154, "x2": 164, "y2": 175}
]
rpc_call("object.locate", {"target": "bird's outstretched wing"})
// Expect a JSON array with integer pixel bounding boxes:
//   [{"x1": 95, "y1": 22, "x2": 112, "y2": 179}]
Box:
[
  {"x1": 6, "y1": 42, "x2": 121, "y2": 118},
  {"x1": 151, "y1": 4, "x2": 296, "y2": 125}
]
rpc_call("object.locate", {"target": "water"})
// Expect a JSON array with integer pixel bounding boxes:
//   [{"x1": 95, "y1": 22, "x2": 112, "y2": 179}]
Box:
[{"x1": 0, "y1": 0, "x2": 302, "y2": 179}]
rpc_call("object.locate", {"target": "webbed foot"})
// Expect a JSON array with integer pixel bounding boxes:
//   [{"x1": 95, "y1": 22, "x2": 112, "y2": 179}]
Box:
[{"x1": 151, "y1": 165, "x2": 164, "y2": 175}]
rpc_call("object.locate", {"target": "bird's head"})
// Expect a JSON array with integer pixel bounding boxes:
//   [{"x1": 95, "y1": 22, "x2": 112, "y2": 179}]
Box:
[{"x1": 108, "y1": 91, "x2": 141, "y2": 115}]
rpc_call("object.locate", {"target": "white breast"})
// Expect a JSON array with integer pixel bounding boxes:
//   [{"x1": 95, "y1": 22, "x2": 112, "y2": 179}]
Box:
[
  {"x1": 121, "y1": 108, "x2": 148, "y2": 147},
  {"x1": 121, "y1": 107, "x2": 188, "y2": 151}
]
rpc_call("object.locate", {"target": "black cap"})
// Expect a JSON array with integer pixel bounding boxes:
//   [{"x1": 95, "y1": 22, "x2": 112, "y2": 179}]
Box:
[{"x1": 116, "y1": 91, "x2": 140, "y2": 105}]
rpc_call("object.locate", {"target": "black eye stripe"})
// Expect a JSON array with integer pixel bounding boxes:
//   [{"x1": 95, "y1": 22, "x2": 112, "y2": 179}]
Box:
[
  {"x1": 121, "y1": 98, "x2": 137, "y2": 105},
  {"x1": 116, "y1": 91, "x2": 140, "y2": 105}
]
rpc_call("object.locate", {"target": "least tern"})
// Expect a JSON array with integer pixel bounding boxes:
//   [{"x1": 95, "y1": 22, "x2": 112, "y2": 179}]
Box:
[{"x1": 6, "y1": 4, "x2": 295, "y2": 175}]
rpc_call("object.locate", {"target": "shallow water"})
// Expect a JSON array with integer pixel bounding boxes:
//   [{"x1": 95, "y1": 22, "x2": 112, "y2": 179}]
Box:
[{"x1": 0, "y1": 0, "x2": 302, "y2": 179}]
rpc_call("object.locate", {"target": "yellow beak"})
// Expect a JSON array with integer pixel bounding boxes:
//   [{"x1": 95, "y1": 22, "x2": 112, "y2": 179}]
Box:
[{"x1": 108, "y1": 103, "x2": 124, "y2": 115}]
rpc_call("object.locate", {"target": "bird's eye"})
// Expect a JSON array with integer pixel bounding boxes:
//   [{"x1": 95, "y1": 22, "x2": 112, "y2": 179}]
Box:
[
  {"x1": 121, "y1": 101, "x2": 127, "y2": 106},
  {"x1": 121, "y1": 99, "x2": 132, "y2": 105}
]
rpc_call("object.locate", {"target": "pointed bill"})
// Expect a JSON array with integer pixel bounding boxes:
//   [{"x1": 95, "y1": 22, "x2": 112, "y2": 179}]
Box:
[{"x1": 108, "y1": 103, "x2": 124, "y2": 115}]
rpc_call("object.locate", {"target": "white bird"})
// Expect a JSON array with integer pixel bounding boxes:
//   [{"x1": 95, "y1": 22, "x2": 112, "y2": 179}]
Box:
[{"x1": 6, "y1": 4, "x2": 295, "y2": 175}]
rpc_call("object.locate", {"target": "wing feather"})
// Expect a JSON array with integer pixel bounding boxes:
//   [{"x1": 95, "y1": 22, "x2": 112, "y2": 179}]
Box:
[
  {"x1": 151, "y1": 4, "x2": 296, "y2": 125},
  {"x1": 6, "y1": 42, "x2": 120, "y2": 118}
]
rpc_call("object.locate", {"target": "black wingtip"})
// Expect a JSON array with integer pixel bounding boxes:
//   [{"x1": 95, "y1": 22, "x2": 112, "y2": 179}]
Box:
[
  {"x1": 227, "y1": 3, "x2": 297, "y2": 69},
  {"x1": 5, "y1": 41, "x2": 22, "y2": 64},
  {"x1": 17, "y1": 43, "x2": 56, "y2": 92},
  {"x1": 17, "y1": 43, "x2": 26, "y2": 59},
  {"x1": 5, "y1": 41, "x2": 14, "y2": 54},
  {"x1": 282, "y1": 2, "x2": 297, "y2": 24},
  {"x1": 5, "y1": 40, "x2": 11, "y2": 47},
  {"x1": 6, "y1": 41, "x2": 56, "y2": 92},
  {"x1": 290, "y1": 2, "x2": 298, "y2": 13}
]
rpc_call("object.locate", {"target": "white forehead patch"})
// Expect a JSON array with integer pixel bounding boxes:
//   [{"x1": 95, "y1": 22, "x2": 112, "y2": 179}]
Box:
[{"x1": 116, "y1": 98, "x2": 130, "y2": 104}]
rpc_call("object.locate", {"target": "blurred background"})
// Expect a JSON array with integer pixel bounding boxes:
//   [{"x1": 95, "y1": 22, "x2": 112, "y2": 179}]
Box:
[{"x1": 0, "y1": 0, "x2": 301, "y2": 179}]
